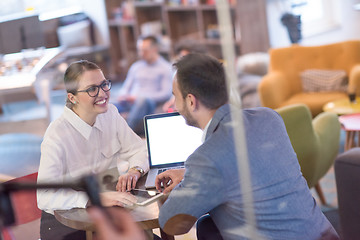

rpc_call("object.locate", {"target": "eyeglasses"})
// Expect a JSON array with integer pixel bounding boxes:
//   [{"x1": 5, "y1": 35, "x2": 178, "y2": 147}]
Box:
[{"x1": 76, "y1": 80, "x2": 112, "y2": 97}]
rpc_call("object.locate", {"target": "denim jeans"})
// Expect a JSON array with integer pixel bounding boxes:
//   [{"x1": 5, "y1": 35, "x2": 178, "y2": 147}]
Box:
[{"x1": 115, "y1": 97, "x2": 156, "y2": 135}]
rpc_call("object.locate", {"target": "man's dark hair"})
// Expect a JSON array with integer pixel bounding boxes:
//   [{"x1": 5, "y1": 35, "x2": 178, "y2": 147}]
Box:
[
  {"x1": 173, "y1": 53, "x2": 228, "y2": 109},
  {"x1": 141, "y1": 35, "x2": 158, "y2": 47},
  {"x1": 174, "y1": 39, "x2": 207, "y2": 55}
]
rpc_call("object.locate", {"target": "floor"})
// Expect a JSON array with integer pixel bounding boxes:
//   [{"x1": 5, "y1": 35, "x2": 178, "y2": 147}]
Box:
[{"x1": 0, "y1": 84, "x2": 344, "y2": 239}]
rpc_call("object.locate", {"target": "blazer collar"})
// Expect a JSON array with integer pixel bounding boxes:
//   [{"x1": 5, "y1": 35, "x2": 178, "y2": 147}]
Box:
[{"x1": 205, "y1": 104, "x2": 231, "y2": 141}]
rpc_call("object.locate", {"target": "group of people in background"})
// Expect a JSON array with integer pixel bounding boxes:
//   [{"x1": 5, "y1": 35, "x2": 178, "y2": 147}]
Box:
[{"x1": 36, "y1": 34, "x2": 339, "y2": 240}]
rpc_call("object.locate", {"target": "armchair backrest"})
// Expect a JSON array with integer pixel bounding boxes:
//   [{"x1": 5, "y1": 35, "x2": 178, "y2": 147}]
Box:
[
  {"x1": 276, "y1": 104, "x2": 318, "y2": 186},
  {"x1": 276, "y1": 104, "x2": 340, "y2": 188},
  {"x1": 269, "y1": 40, "x2": 360, "y2": 95},
  {"x1": 6, "y1": 172, "x2": 41, "y2": 225},
  {"x1": 1, "y1": 172, "x2": 41, "y2": 240}
]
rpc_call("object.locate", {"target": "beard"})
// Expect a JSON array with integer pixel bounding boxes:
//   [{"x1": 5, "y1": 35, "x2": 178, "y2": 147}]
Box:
[{"x1": 181, "y1": 104, "x2": 199, "y2": 128}]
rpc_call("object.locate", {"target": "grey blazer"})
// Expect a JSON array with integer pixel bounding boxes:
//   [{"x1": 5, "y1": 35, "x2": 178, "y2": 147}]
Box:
[{"x1": 159, "y1": 104, "x2": 337, "y2": 240}]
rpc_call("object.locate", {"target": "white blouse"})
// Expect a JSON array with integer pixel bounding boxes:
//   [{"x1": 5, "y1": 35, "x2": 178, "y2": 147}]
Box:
[{"x1": 37, "y1": 104, "x2": 149, "y2": 214}]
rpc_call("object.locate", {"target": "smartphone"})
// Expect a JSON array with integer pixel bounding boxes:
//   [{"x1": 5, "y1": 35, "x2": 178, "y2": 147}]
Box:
[{"x1": 129, "y1": 189, "x2": 164, "y2": 206}]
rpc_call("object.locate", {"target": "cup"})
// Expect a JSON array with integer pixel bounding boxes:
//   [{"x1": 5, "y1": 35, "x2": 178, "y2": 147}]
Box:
[{"x1": 348, "y1": 93, "x2": 356, "y2": 103}]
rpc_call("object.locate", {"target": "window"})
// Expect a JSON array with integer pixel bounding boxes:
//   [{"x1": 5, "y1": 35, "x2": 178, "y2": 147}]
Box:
[
  {"x1": 290, "y1": 0, "x2": 341, "y2": 37},
  {"x1": 0, "y1": 0, "x2": 81, "y2": 18}
]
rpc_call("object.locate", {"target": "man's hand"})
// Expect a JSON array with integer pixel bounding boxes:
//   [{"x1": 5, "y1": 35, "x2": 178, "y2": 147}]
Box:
[
  {"x1": 99, "y1": 191, "x2": 137, "y2": 207},
  {"x1": 116, "y1": 169, "x2": 141, "y2": 192},
  {"x1": 162, "y1": 96, "x2": 175, "y2": 112},
  {"x1": 88, "y1": 207, "x2": 146, "y2": 240},
  {"x1": 155, "y1": 169, "x2": 185, "y2": 194}
]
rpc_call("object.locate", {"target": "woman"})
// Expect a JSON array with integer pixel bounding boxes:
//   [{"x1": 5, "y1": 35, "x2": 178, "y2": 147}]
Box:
[{"x1": 37, "y1": 60, "x2": 149, "y2": 239}]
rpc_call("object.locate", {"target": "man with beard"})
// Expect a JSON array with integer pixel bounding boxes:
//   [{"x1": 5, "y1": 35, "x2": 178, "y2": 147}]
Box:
[{"x1": 155, "y1": 53, "x2": 338, "y2": 240}]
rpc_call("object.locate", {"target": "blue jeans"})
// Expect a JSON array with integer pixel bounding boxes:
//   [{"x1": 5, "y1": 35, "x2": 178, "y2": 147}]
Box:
[{"x1": 115, "y1": 98, "x2": 156, "y2": 134}]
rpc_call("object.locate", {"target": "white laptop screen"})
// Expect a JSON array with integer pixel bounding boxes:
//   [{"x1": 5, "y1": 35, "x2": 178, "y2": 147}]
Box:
[{"x1": 144, "y1": 112, "x2": 203, "y2": 168}]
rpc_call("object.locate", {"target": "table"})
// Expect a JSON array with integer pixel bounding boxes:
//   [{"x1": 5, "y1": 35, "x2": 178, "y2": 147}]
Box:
[
  {"x1": 323, "y1": 98, "x2": 360, "y2": 151},
  {"x1": 54, "y1": 169, "x2": 174, "y2": 240},
  {"x1": 323, "y1": 97, "x2": 360, "y2": 115},
  {"x1": 338, "y1": 113, "x2": 360, "y2": 151}
]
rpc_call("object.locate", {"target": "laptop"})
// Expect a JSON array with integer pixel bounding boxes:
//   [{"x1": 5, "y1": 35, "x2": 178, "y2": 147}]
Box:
[{"x1": 144, "y1": 112, "x2": 203, "y2": 189}]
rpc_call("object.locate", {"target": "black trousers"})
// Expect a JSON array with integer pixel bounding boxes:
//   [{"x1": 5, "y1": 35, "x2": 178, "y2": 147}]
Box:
[
  {"x1": 40, "y1": 211, "x2": 163, "y2": 240},
  {"x1": 40, "y1": 211, "x2": 86, "y2": 240},
  {"x1": 196, "y1": 214, "x2": 224, "y2": 240}
]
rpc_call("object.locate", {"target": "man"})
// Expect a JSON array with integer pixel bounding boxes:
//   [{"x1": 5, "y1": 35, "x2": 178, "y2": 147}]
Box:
[
  {"x1": 87, "y1": 54, "x2": 338, "y2": 240},
  {"x1": 115, "y1": 35, "x2": 173, "y2": 134},
  {"x1": 155, "y1": 53, "x2": 339, "y2": 240}
]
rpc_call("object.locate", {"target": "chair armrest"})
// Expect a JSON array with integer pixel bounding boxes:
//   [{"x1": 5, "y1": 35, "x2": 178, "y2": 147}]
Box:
[
  {"x1": 312, "y1": 112, "x2": 340, "y2": 181},
  {"x1": 258, "y1": 71, "x2": 290, "y2": 109},
  {"x1": 162, "y1": 214, "x2": 197, "y2": 235},
  {"x1": 349, "y1": 64, "x2": 360, "y2": 96}
]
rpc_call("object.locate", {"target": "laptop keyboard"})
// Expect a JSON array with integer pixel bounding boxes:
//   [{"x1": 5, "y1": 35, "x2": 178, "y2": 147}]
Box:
[{"x1": 157, "y1": 166, "x2": 184, "y2": 175}]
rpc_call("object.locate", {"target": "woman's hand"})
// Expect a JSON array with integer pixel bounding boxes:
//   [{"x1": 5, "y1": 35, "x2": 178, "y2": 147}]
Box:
[
  {"x1": 100, "y1": 191, "x2": 137, "y2": 207},
  {"x1": 155, "y1": 168, "x2": 185, "y2": 194},
  {"x1": 116, "y1": 169, "x2": 141, "y2": 192}
]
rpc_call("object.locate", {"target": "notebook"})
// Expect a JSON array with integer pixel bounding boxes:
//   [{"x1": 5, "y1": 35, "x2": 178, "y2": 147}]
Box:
[{"x1": 144, "y1": 112, "x2": 203, "y2": 189}]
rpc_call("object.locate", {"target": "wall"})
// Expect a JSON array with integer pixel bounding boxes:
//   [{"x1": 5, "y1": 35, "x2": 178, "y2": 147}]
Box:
[
  {"x1": 60, "y1": 0, "x2": 360, "y2": 52},
  {"x1": 0, "y1": 14, "x2": 44, "y2": 54},
  {"x1": 80, "y1": 0, "x2": 109, "y2": 46},
  {"x1": 41, "y1": 0, "x2": 110, "y2": 47},
  {"x1": 266, "y1": 0, "x2": 360, "y2": 48}
]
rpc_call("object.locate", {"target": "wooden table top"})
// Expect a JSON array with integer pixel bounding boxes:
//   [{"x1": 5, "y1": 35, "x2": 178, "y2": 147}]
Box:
[
  {"x1": 54, "y1": 169, "x2": 163, "y2": 232},
  {"x1": 54, "y1": 200, "x2": 161, "y2": 231},
  {"x1": 323, "y1": 97, "x2": 360, "y2": 115}
]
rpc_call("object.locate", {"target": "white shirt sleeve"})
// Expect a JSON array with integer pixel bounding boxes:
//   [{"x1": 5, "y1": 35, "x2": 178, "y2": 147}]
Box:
[
  {"x1": 37, "y1": 136, "x2": 89, "y2": 214},
  {"x1": 110, "y1": 105, "x2": 149, "y2": 173},
  {"x1": 118, "y1": 65, "x2": 136, "y2": 97}
]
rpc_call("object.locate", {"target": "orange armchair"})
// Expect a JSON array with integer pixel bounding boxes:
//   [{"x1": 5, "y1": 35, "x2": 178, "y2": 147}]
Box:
[{"x1": 259, "y1": 40, "x2": 360, "y2": 117}]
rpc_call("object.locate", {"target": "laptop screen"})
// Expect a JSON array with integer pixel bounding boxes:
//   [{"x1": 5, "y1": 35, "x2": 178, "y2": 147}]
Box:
[{"x1": 144, "y1": 112, "x2": 203, "y2": 168}]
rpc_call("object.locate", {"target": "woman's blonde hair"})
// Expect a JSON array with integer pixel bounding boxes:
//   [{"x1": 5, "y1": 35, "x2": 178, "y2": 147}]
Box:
[{"x1": 64, "y1": 60, "x2": 100, "y2": 108}]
